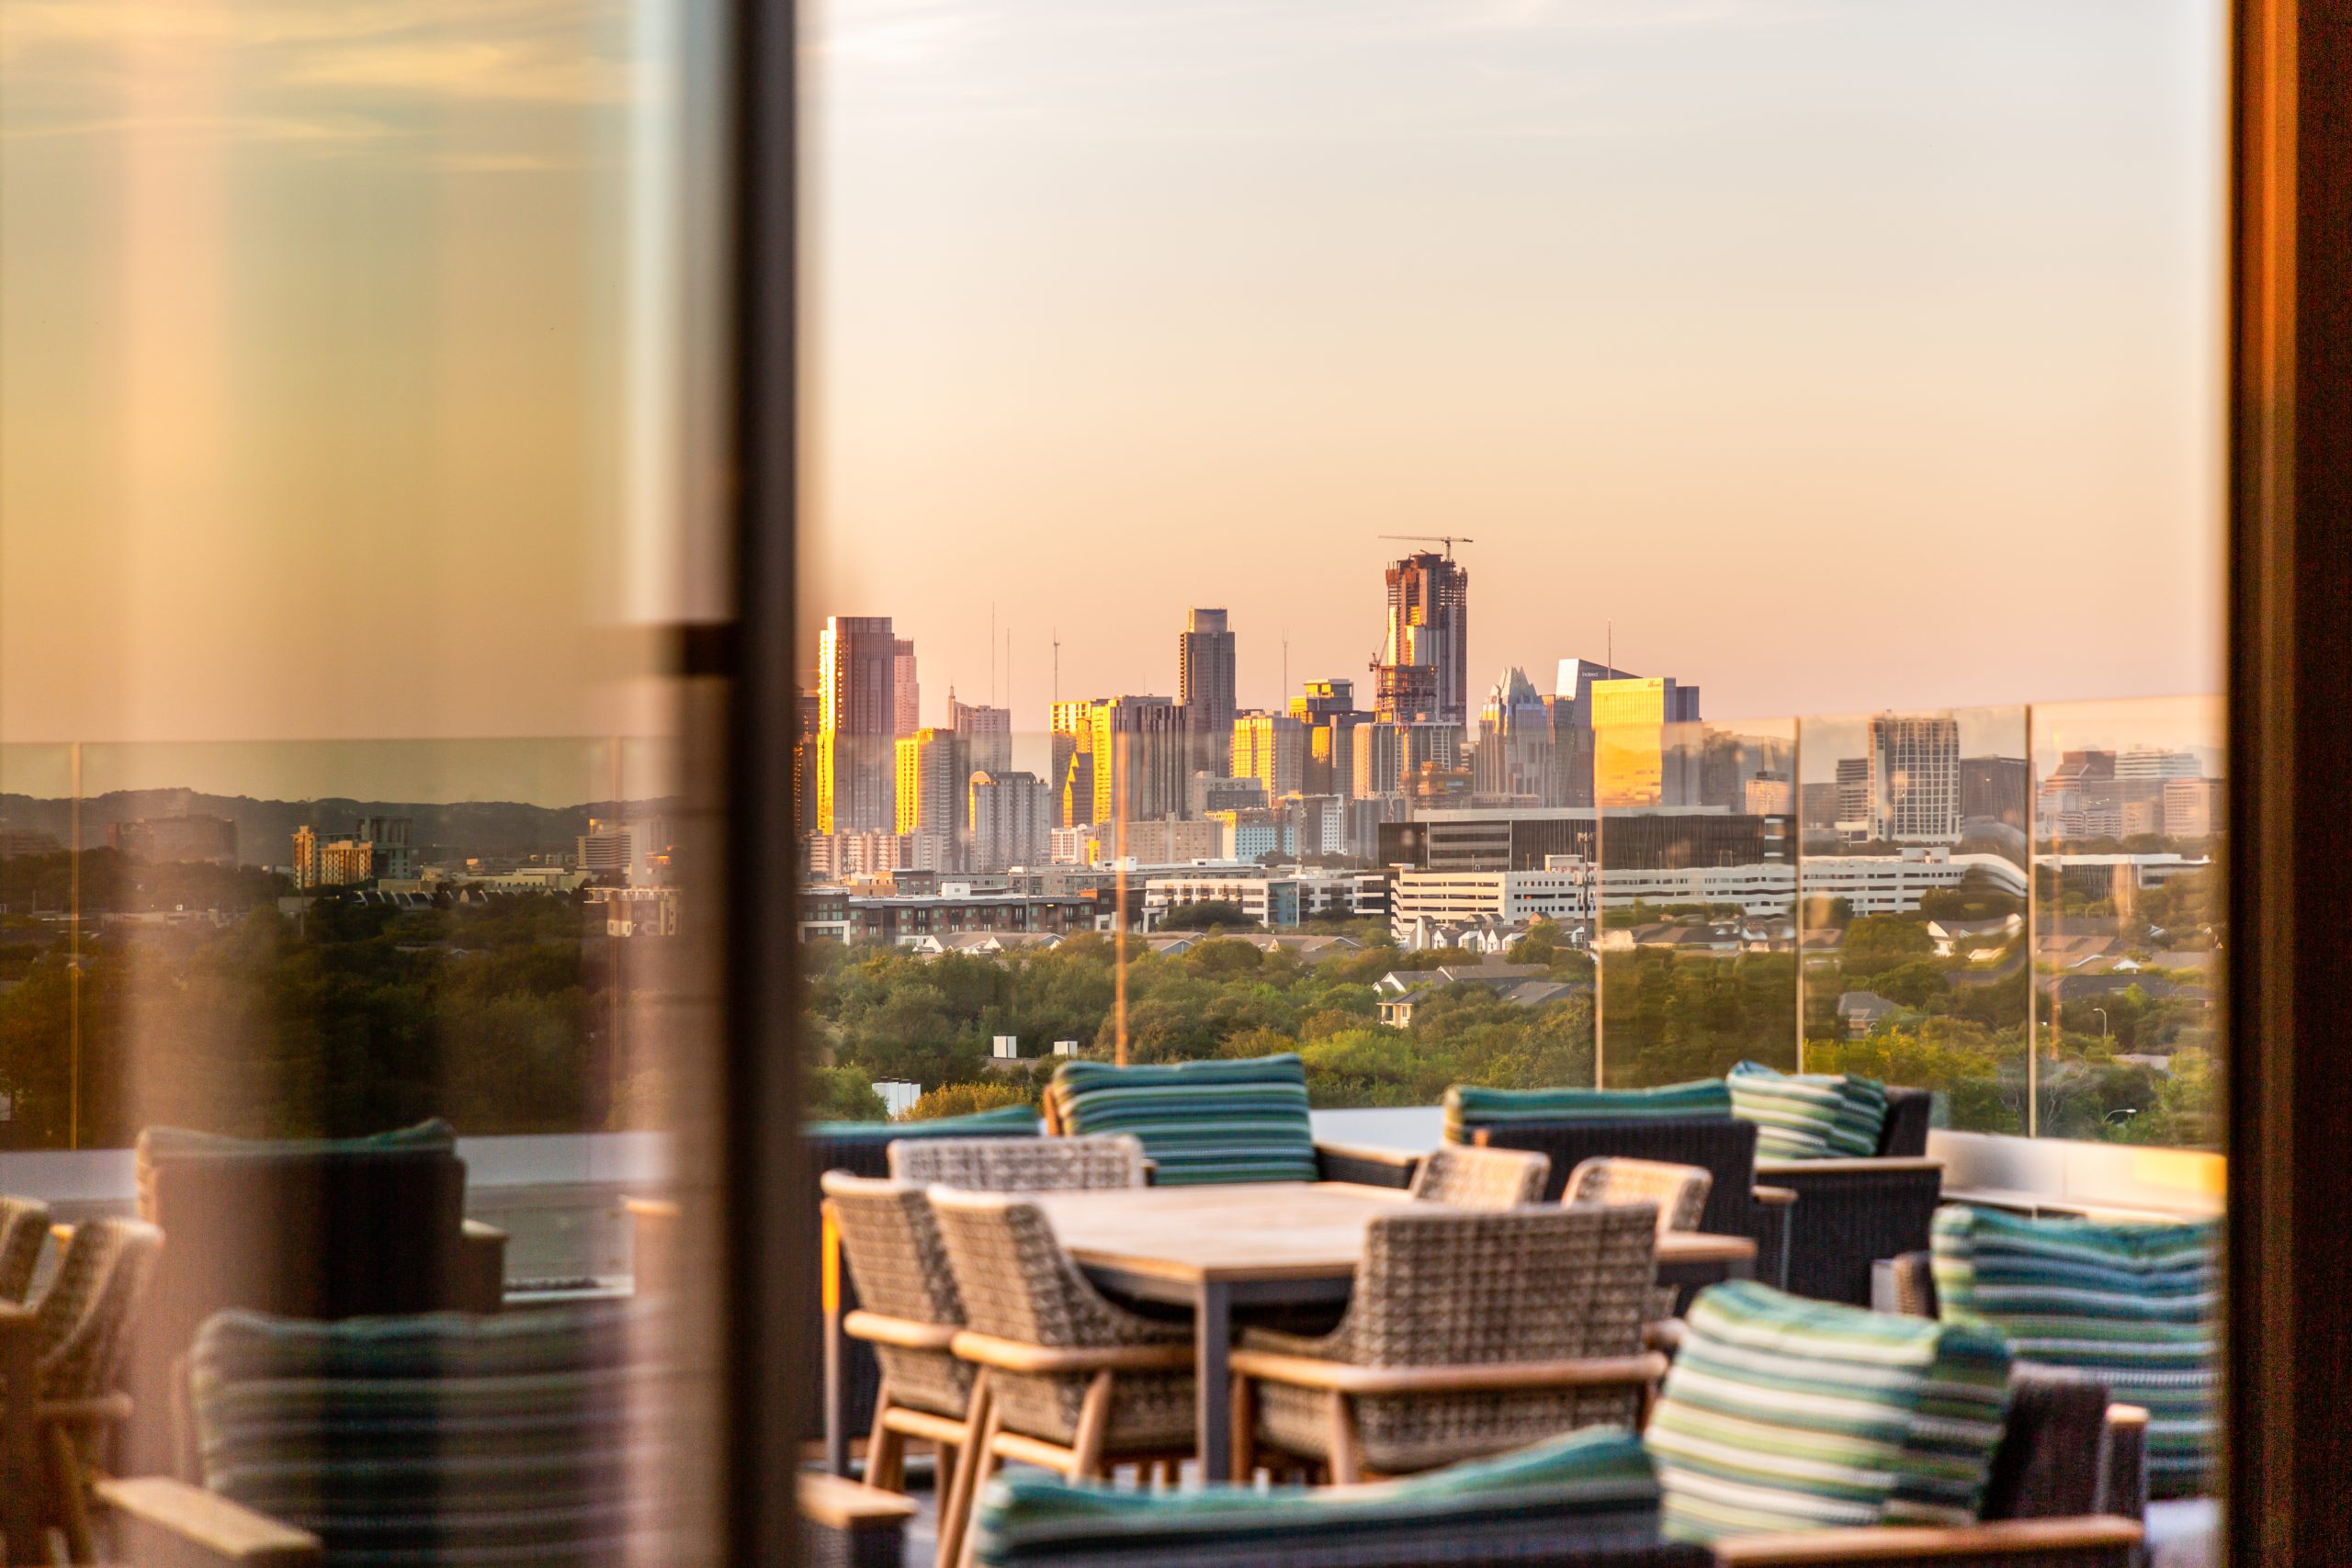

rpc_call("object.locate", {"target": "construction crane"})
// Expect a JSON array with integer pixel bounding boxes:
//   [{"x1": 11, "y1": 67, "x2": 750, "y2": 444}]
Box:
[{"x1": 1377, "y1": 534, "x2": 1476, "y2": 559}]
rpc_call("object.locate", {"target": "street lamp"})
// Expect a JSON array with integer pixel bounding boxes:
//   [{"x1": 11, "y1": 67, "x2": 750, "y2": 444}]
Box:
[{"x1": 2093, "y1": 1006, "x2": 2109, "y2": 1037}]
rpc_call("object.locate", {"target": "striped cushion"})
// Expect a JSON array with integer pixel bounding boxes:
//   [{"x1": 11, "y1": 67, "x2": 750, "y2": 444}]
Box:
[
  {"x1": 975, "y1": 1427, "x2": 1660, "y2": 1564},
  {"x1": 1726, "y1": 1062, "x2": 1888, "y2": 1160},
  {"x1": 805, "y1": 1104, "x2": 1039, "y2": 1141},
  {"x1": 1046, "y1": 1055, "x2": 1317, "y2": 1185},
  {"x1": 1645, "y1": 1281, "x2": 2010, "y2": 1542},
  {"x1": 1930, "y1": 1204, "x2": 2217, "y2": 1499},
  {"x1": 1442, "y1": 1079, "x2": 1732, "y2": 1144},
  {"x1": 188, "y1": 1303, "x2": 647, "y2": 1564}
]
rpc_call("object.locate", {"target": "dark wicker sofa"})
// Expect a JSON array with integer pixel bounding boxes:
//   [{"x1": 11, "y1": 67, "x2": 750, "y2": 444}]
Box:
[{"x1": 1753, "y1": 1088, "x2": 1943, "y2": 1304}]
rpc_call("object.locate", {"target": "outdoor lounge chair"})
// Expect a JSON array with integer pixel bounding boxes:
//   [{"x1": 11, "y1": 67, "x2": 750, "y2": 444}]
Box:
[
  {"x1": 1749, "y1": 1087, "x2": 1942, "y2": 1305},
  {"x1": 96, "y1": 1300, "x2": 647, "y2": 1568},
  {"x1": 1230, "y1": 1204, "x2": 1666, "y2": 1483},
  {"x1": 1406, "y1": 1144, "x2": 1550, "y2": 1209},
  {"x1": 123, "y1": 1122, "x2": 507, "y2": 1474},
  {"x1": 1568, "y1": 1157, "x2": 1714, "y2": 1323},
  {"x1": 928, "y1": 1186, "x2": 1198, "y2": 1568},
  {"x1": 890, "y1": 1134, "x2": 1147, "y2": 1191},
  {"x1": 1043, "y1": 1055, "x2": 1423, "y2": 1190},
  {"x1": 0, "y1": 1197, "x2": 51, "y2": 1304}
]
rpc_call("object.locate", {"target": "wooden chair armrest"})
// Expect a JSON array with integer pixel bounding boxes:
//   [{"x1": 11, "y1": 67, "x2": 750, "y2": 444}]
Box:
[
  {"x1": 1313, "y1": 1141, "x2": 1422, "y2": 1169},
  {"x1": 842, "y1": 1310, "x2": 959, "y2": 1352},
  {"x1": 950, "y1": 1331, "x2": 1195, "y2": 1375},
  {"x1": 1751, "y1": 1184, "x2": 1798, "y2": 1208},
  {"x1": 797, "y1": 1471, "x2": 919, "y2": 1532},
  {"x1": 1228, "y1": 1348, "x2": 1667, "y2": 1397},
  {"x1": 1710, "y1": 1516, "x2": 2143, "y2": 1564},
  {"x1": 1754, "y1": 1157, "x2": 1944, "y2": 1177},
  {"x1": 2105, "y1": 1404, "x2": 2149, "y2": 1429},
  {"x1": 454, "y1": 1219, "x2": 508, "y2": 1313},
  {"x1": 622, "y1": 1197, "x2": 681, "y2": 1221},
  {"x1": 96, "y1": 1476, "x2": 324, "y2": 1567},
  {"x1": 1644, "y1": 1319, "x2": 1687, "y2": 1356}
]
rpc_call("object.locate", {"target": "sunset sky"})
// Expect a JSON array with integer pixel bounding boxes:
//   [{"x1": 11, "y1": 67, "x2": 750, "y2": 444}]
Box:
[
  {"x1": 1, "y1": 0, "x2": 2224, "y2": 805},
  {"x1": 806, "y1": 0, "x2": 2226, "y2": 728}
]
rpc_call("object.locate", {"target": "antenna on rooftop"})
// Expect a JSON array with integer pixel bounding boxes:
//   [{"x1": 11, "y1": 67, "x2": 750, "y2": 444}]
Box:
[{"x1": 1052, "y1": 629, "x2": 1060, "y2": 705}]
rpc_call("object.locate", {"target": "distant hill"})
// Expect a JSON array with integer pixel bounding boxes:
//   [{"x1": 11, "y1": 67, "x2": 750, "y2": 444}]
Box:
[{"x1": 0, "y1": 789, "x2": 682, "y2": 868}]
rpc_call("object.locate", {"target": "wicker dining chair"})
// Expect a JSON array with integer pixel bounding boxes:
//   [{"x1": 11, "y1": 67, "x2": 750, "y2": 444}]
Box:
[
  {"x1": 821, "y1": 1171, "x2": 989, "y2": 1568},
  {"x1": 0, "y1": 1197, "x2": 51, "y2": 1304},
  {"x1": 926, "y1": 1187, "x2": 1195, "y2": 1568},
  {"x1": 1566, "y1": 1158, "x2": 1714, "y2": 1326},
  {"x1": 889, "y1": 1134, "x2": 1146, "y2": 1192},
  {"x1": 1228, "y1": 1204, "x2": 1667, "y2": 1484},
  {"x1": 1407, "y1": 1145, "x2": 1552, "y2": 1211},
  {"x1": 28, "y1": 1217, "x2": 164, "y2": 1563}
]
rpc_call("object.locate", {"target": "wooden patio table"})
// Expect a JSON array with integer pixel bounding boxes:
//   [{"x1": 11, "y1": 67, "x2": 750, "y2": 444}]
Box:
[{"x1": 1023, "y1": 1181, "x2": 1753, "y2": 1482}]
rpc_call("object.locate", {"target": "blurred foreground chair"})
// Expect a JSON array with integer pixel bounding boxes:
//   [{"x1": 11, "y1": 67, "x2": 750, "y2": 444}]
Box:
[
  {"x1": 0, "y1": 1197, "x2": 52, "y2": 1304},
  {"x1": 125, "y1": 1122, "x2": 506, "y2": 1474},
  {"x1": 98, "y1": 1299, "x2": 648, "y2": 1568},
  {"x1": 1, "y1": 1217, "x2": 164, "y2": 1563},
  {"x1": 1567, "y1": 1157, "x2": 1713, "y2": 1325},
  {"x1": 1231, "y1": 1204, "x2": 1664, "y2": 1483}
]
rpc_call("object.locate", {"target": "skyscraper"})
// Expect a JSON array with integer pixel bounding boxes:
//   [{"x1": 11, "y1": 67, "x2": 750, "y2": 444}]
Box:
[
  {"x1": 1474, "y1": 667, "x2": 1555, "y2": 802},
  {"x1": 895, "y1": 727, "x2": 966, "y2": 842},
  {"x1": 1178, "y1": 608, "x2": 1237, "y2": 741},
  {"x1": 892, "y1": 637, "x2": 921, "y2": 738},
  {"x1": 1589, "y1": 676, "x2": 1701, "y2": 807},
  {"x1": 1374, "y1": 552, "x2": 1470, "y2": 725},
  {"x1": 1231, "y1": 711, "x2": 1306, "y2": 799},
  {"x1": 1867, "y1": 712, "x2": 1962, "y2": 843},
  {"x1": 1090, "y1": 695, "x2": 1190, "y2": 823},
  {"x1": 949, "y1": 694, "x2": 1012, "y2": 778},
  {"x1": 969, "y1": 771, "x2": 1054, "y2": 872},
  {"x1": 818, "y1": 615, "x2": 899, "y2": 832}
]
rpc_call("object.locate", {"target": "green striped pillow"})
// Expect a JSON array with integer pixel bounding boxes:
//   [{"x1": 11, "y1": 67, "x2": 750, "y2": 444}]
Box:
[
  {"x1": 1645, "y1": 1281, "x2": 2010, "y2": 1543},
  {"x1": 1047, "y1": 1055, "x2": 1317, "y2": 1185},
  {"x1": 1442, "y1": 1079, "x2": 1733, "y2": 1144},
  {"x1": 1726, "y1": 1062, "x2": 1888, "y2": 1160},
  {"x1": 1930, "y1": 1204, "x2": 2216, "y2": 1499},
  {"x1": 974, "y1": 1427, "x2": 1659, "y2": 1564}
]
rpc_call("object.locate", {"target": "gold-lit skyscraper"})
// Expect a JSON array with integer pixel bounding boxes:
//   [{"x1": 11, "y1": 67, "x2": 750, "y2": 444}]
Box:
[{"x1": 818, "y1": 615, "x2": 899, "y2": 833}]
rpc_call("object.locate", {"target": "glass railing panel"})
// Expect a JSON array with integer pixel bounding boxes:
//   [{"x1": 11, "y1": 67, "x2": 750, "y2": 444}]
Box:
[
  {"x1": 2030, "y1": 694, "x2": 2223, "y2": 1149},
  {"x1": 1795, "y1": 706, "x2": 2031, "y2": 1134},
  {"x1": 1593, "y1": 714, "x2": 1797, "y2": 1089},
  {"x1": 0, "y1": 745, "x2": 78, "y2": 1148}
]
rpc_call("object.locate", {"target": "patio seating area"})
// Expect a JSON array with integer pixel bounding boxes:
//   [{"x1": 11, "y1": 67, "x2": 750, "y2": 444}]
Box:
[{"x1": 802, "y1": 1054, "x2": 2221, "y2": 1568}]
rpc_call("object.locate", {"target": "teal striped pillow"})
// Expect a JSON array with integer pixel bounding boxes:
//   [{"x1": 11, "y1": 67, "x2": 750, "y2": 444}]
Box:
[
  {"x1": 1645, "y1": 1281, "x2": 2010, "y2": 1542},
  {"x1": 974, "y1": 1427, "x2": 1659, "y2": 1564},
  {"x1": 1930, "y1": 1204, "x2": 2217, "y2": 1499},
  {"x1": 1727, "y1": 1062, "x2": 1888, "y2": 1160},
  {"x1": 805, "y1": 1104, "x2": 1040, "y2": 1141},
  {"x1": 1442, "y1": 1079, "x2": 1733, "y2": 1144},
  {"x1": 1047, "y1": 1055, "x2": 1317, "y2": 1185}
]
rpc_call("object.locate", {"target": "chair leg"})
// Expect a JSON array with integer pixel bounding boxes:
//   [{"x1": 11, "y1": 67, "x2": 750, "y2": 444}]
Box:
[
  {"x1": 1228, "y1": 1373, "x2": 1257, "y2": 1483},
  {"x1": 954, "y1": 1409, "x2": 1006, "y2": 1568},
  {"x1": 1325, "y1": 1393, "x2": 1363, "y2": 1486},
  {"x1": 865, "y1": 1381, "x2": 905, "y2": 1493},
  {"x1": 1068, "y1": 1371, "x2": 1115, "y2": 1482},
  {"x1": 933, "y1": 1371, "x2": 989, "y2": 1568},
  {"x1": 49, "y1": 1425, "x2": 96, "y2": 1565}
]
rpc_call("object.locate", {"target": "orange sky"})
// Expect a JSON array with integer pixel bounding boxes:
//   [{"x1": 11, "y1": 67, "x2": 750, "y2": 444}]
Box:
[
  {"x1": 1, "y1": 1, "x2": 2226, "y2": 807},
  {"x1": 804, "y1": 0, "x2": 2227, "y2": 729}
]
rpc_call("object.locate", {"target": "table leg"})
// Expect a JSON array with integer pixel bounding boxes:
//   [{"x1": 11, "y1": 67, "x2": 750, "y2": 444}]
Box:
[{"x1": 1193, "y1": 1280, "x2": 1232, "y2": 1484}]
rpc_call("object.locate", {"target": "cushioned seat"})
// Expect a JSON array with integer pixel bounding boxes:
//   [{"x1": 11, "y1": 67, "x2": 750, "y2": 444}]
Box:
[
  {"x1": 972, "y1": 1427, "x2": 1701, "y2": 1568},
  {"x1": 1929, "y1": 1205, "x2": 2218, "y2": 1500},
  {"x1": 1044, "y1": 1055, "x2": 1317, "y2": 1186},
  {"x1": 182, "y1": 1302, "x2": 646, "y2": 1565},
  {"x1": 1726, "y1": 1062, "x2": 1888, "y2": 1160},
  {"x1": 1442, "y1": 1081, "x2": 1736, "y2": 1145}
]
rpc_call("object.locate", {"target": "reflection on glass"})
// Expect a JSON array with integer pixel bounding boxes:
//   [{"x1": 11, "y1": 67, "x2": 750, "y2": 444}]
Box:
[
  {"x1": 1796, "y1": 709, "x2": 2031, "y2": 1134},
  {"x1": 2030, "y1": 696, "x2": 2224, "y2": 1150},
  {"x1": 1593, "y1": 714, "x2": 1797, "y2": 1089}
]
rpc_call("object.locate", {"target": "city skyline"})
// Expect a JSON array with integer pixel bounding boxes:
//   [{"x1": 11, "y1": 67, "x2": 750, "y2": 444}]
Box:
[{"x1": 808, "y1": 0, "x2": 2225, "y2": 728}]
